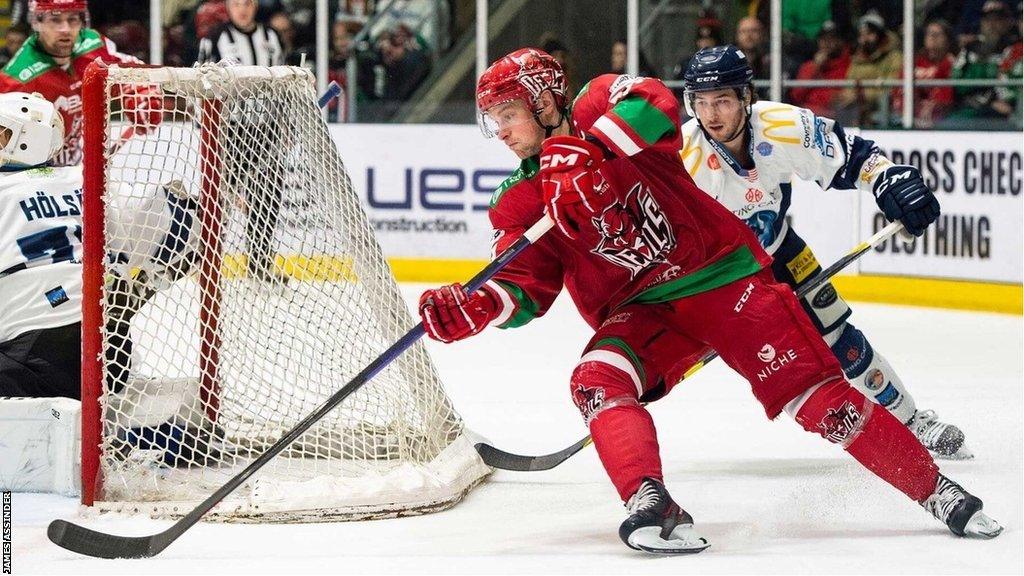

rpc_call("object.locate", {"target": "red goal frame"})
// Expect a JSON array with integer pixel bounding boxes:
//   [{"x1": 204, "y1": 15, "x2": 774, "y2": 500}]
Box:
[{"x1": 80, "y1": 61, "x2": 224, "y2": 505}]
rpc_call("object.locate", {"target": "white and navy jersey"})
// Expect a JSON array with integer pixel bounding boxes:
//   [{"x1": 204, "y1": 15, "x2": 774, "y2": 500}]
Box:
[
  {"x1": 197, "y1": 22, "x2": 284, "y2": 66},
  {"x1": 0, "y1": 166, "x2": 84, "y2": 342},
  {"x1": 680, "y1": 101, "x2": 892, "y2": 254}
]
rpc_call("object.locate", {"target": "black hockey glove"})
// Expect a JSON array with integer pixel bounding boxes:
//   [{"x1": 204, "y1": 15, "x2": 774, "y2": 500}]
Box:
[{"x1": 872, "y1": 165, "x2": 940, "y2": 236}]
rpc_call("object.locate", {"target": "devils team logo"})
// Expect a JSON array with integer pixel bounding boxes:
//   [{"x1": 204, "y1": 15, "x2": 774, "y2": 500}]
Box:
[
  {"x1": 590, "y1": 183, "x2": 677, "y2": 279},
  {"x1": 818, "y1": 401, "x2": 862, "y2": 444},
  {"x1": 572, "y1": 384, "x2": 605, "y2": 423}
]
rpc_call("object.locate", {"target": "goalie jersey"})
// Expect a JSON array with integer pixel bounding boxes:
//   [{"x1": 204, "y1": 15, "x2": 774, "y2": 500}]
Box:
[
  {"x1": 0, "y1": 167, "x2": 84, "y2": 343},
  {"x1": 680, "y1": 101, "x2": 892, "y2": 254}
]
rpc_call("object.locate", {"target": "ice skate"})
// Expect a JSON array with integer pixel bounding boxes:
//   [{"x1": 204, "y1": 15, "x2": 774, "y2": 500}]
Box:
[
  {"x1": 922, "y1": 474, "x2": 1003, "y2": 539},
  {"x1": 910, "y1": 409, "x2": 973, "y2": 460},
  {"x1": 619, "y1": 478, "x2": 710, "y2": 554}
]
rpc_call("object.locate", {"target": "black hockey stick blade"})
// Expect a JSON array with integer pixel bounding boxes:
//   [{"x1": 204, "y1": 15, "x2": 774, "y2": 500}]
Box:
[
  {"x1": 48, "y1": 519, "x2": 173, "y2": 559},
  {"x1": 475, "y1": 436, "x2": 593, "y2": 472}
]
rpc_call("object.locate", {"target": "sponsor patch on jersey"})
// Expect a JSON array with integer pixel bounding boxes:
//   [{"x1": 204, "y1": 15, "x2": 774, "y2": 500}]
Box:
[
  {"x1": 785, "y1": 244, "x2": 819, "y2": 284},
  {"x1": 818, "y1": 400, "x2": 862, "y2": 443},
  {"x1": 45, "y1": 285, "x2": 69, "y2": 308},
  {"x1": 745, "y1": 188, "x2": 764, "y2": 203},
  {"x1": 756, "y1": 141, "x2": 773, "y2": 157},
  {"x1": 811, "y1": 284, "x2": 838, "y2": 308},
  {"x1": 707, "y1": 154, "x2": 720, "y2": 170},
  {"x1": 812, "y1": 117, "x2": 836, "y2": 158},
  {"x1": 864, "y1": 368, "x2": 886, "y2": 391}
]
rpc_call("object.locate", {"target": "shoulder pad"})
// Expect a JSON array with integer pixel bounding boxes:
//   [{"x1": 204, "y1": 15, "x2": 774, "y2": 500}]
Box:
[
  {"x1": 72, "y1": 29, "x2": 105, "y2": 58},
  {"x1": 2, "y1": 36, "x2": 55, "y2": 83}
]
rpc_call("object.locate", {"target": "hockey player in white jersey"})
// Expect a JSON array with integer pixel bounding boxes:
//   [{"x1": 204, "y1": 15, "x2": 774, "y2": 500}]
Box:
[{"x1": 679, "y1": 45, "x2": 970, "y2": 459}]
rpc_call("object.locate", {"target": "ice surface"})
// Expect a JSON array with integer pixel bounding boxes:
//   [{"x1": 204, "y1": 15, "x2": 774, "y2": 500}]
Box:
[{"x1": 12, "y1": 286, "x2": 1023, "y2": 574}]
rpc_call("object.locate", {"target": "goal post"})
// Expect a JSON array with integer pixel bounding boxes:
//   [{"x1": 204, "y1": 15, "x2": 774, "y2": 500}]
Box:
[{"x1": 80, "y1": 61, "x2": 490, "y2": 521}]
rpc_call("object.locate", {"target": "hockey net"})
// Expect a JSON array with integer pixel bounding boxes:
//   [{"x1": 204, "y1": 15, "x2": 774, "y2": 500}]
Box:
[{"x1": 80, "y1": 62, "x2": 490, "y2": 522}]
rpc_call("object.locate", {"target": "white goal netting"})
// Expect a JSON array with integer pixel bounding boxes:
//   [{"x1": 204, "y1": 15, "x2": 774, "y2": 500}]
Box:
[{"x1": 83, "y1": 63, "x2": 489, "y2": 522}]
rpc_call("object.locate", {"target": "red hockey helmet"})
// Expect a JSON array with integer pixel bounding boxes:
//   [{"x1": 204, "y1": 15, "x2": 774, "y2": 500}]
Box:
[
  {"x1": 30, "y1": 0, "x2": 88, "y2": 14},
  {"x1": 29, "y1": 0, "x2": 89, "y2": 25},
  {"x1": 476, "y1": 48, "x2": 567, "y2": 138}
]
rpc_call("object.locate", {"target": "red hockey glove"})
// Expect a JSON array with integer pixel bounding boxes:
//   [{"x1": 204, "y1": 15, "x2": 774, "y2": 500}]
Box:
[
  {"x1": 418, "y1": 283, "x2": 502, "y2": 343},
  {"x1": 538, "y1": 135, "x2": 611, "y2": 239},
  {"x1": 120, "y1": 85, "x2": 164, "y2": 132}
]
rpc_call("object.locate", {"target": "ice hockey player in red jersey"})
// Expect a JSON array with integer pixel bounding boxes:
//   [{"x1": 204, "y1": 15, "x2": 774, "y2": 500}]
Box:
[
  {"x1": 418, "y1": 48, "x2": 1002, "y2": 553},
  {"x1": 0, "y1": 0, "x2": 159, "y2": 166}
]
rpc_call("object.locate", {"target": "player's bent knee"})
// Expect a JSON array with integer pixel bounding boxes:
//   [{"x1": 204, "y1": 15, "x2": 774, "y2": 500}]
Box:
[
  {"x1": 0, "y1": 397, "x2": 81, "y2": 495},
  {"x1": 570, "y1": 358, "x2": 642, "y2": 426},
  {"x1": 789, "y1": 379, "x2": 875, "y2": 448}
]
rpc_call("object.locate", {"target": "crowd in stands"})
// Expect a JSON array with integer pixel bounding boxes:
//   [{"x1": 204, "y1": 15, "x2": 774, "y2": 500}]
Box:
[
  {"x1": 669, "y1": 0, "x2": 1022, "y2": 128},
  {"x1": 0, "y1": 0, "x2": 1019, "y2": 127}
]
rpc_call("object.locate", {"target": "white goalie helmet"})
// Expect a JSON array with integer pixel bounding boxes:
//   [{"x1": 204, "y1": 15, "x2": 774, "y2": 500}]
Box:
[{"x1": 0, "y1": 92, "x2": 64, "y2": 168}]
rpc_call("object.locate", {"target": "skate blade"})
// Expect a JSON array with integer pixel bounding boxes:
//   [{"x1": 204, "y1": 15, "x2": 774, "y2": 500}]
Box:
[
  {"x1": 628, "y1": 525, "x2": 711, "y2": 555},
  {"x1": 964, "y1": 511, "x2": 1003, "y2": 539}
]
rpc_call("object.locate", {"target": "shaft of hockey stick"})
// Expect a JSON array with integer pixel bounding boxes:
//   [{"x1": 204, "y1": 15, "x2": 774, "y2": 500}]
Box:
[
  {"x1": 48, "y1": 216, "x2": 555, "y2": 559},
  {"x1": 475, "y1": 220, "x2": 906, "y2": 472}
]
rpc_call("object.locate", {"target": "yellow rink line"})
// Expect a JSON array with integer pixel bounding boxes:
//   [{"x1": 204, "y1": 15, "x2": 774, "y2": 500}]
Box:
[{"x1": 386, "y1": 258, "x2": 1023, "y2": 316}]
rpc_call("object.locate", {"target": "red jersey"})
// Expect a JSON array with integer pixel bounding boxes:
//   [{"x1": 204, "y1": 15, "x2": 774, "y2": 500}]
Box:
[
  {"x1": 488, "y1": 74, "x2": 771, "y2": 330},
  {"x1": 0, "y1": 29, "x2": 142, "y2": 166}
]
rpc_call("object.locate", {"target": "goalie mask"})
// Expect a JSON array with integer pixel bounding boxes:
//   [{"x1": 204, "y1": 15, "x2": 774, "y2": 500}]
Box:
[
  {"x1": 0, "y1": 92, "x2": 65, "y2": 168},
  {"x1": 476, "y1": 48, "x2": 568, "y2": 138}
]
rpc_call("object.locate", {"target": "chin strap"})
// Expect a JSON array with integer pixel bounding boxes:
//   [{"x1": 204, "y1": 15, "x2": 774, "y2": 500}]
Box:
[{"x1": 535, "y1": 107, "x2": 569, "y2": 137}]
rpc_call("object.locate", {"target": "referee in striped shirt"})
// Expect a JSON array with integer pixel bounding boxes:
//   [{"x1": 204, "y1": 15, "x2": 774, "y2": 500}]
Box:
[
  {"x1": 198, "y1": 0, "x2": 288, "y2": 283},
  {"x1": 197, "y1": 0, "x2": 285, "y2": 67}
]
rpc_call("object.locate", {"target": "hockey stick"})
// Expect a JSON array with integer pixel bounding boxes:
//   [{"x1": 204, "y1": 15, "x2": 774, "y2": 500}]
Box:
[
  {"x1": 48, "y1": 215, "x2": 555, "y2": 559},
  {"x1": 475, "y1": 220, "x2": 906, "y2": 472}
]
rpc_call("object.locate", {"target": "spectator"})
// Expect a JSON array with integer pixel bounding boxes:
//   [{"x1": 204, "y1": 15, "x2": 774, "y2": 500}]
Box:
[
  {"x1": 609, "y1": 38, "x2": 655, "y2": 77},
  {"x1": 268, "y1": 11, "x2": 312, "y2": 65},
  {"x1": 735, "y1": 16, "x2": 770, "y2": 86},
  {"x1": 837, "y1": 11, "x2": 903, "y2": 126},
  {"x1": 0, "y1": 22, "x2": 31, "y2": 68},
  {"x1": 899, "y1": 20, "x2": 956, "y2": 127},
  {"x1": 197, "y1": 0, "x2": 284, "y2": 66},
  {"x1": 948, "y1": 0, "x2": 1021, "y2": 122},
  {"x1": 993, "y1": 36, "x2": 1022, "y2": 125},
  {"x1": 540, "y1": 36, "x2": 577, "y2": 97},
  {"x1": 756, "y1": 0, "x2": 851, "y2": 79},
  {"x1": 328, "y1": 17, "x2": 361, "y2": 120},
  {"x1": 790, "y1": 20, "x2": 850, "y2": 118},
  {"x1": 357, "y1": 24, "x2": 431, "y2": 119}
]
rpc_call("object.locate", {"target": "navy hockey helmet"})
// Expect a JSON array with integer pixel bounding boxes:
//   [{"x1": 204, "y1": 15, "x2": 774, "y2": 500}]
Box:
[{"x1": 682, "y1": 45, "x2": 754, "y2": 117}]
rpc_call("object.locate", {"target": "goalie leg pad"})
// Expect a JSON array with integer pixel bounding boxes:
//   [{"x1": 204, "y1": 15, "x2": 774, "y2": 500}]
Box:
[
  {"x1": 0, "y1": 397, "x2": 81, "y2": 495},
  {"x1": 790, "y1": 379, "x2": 938, "y2": 503}
]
